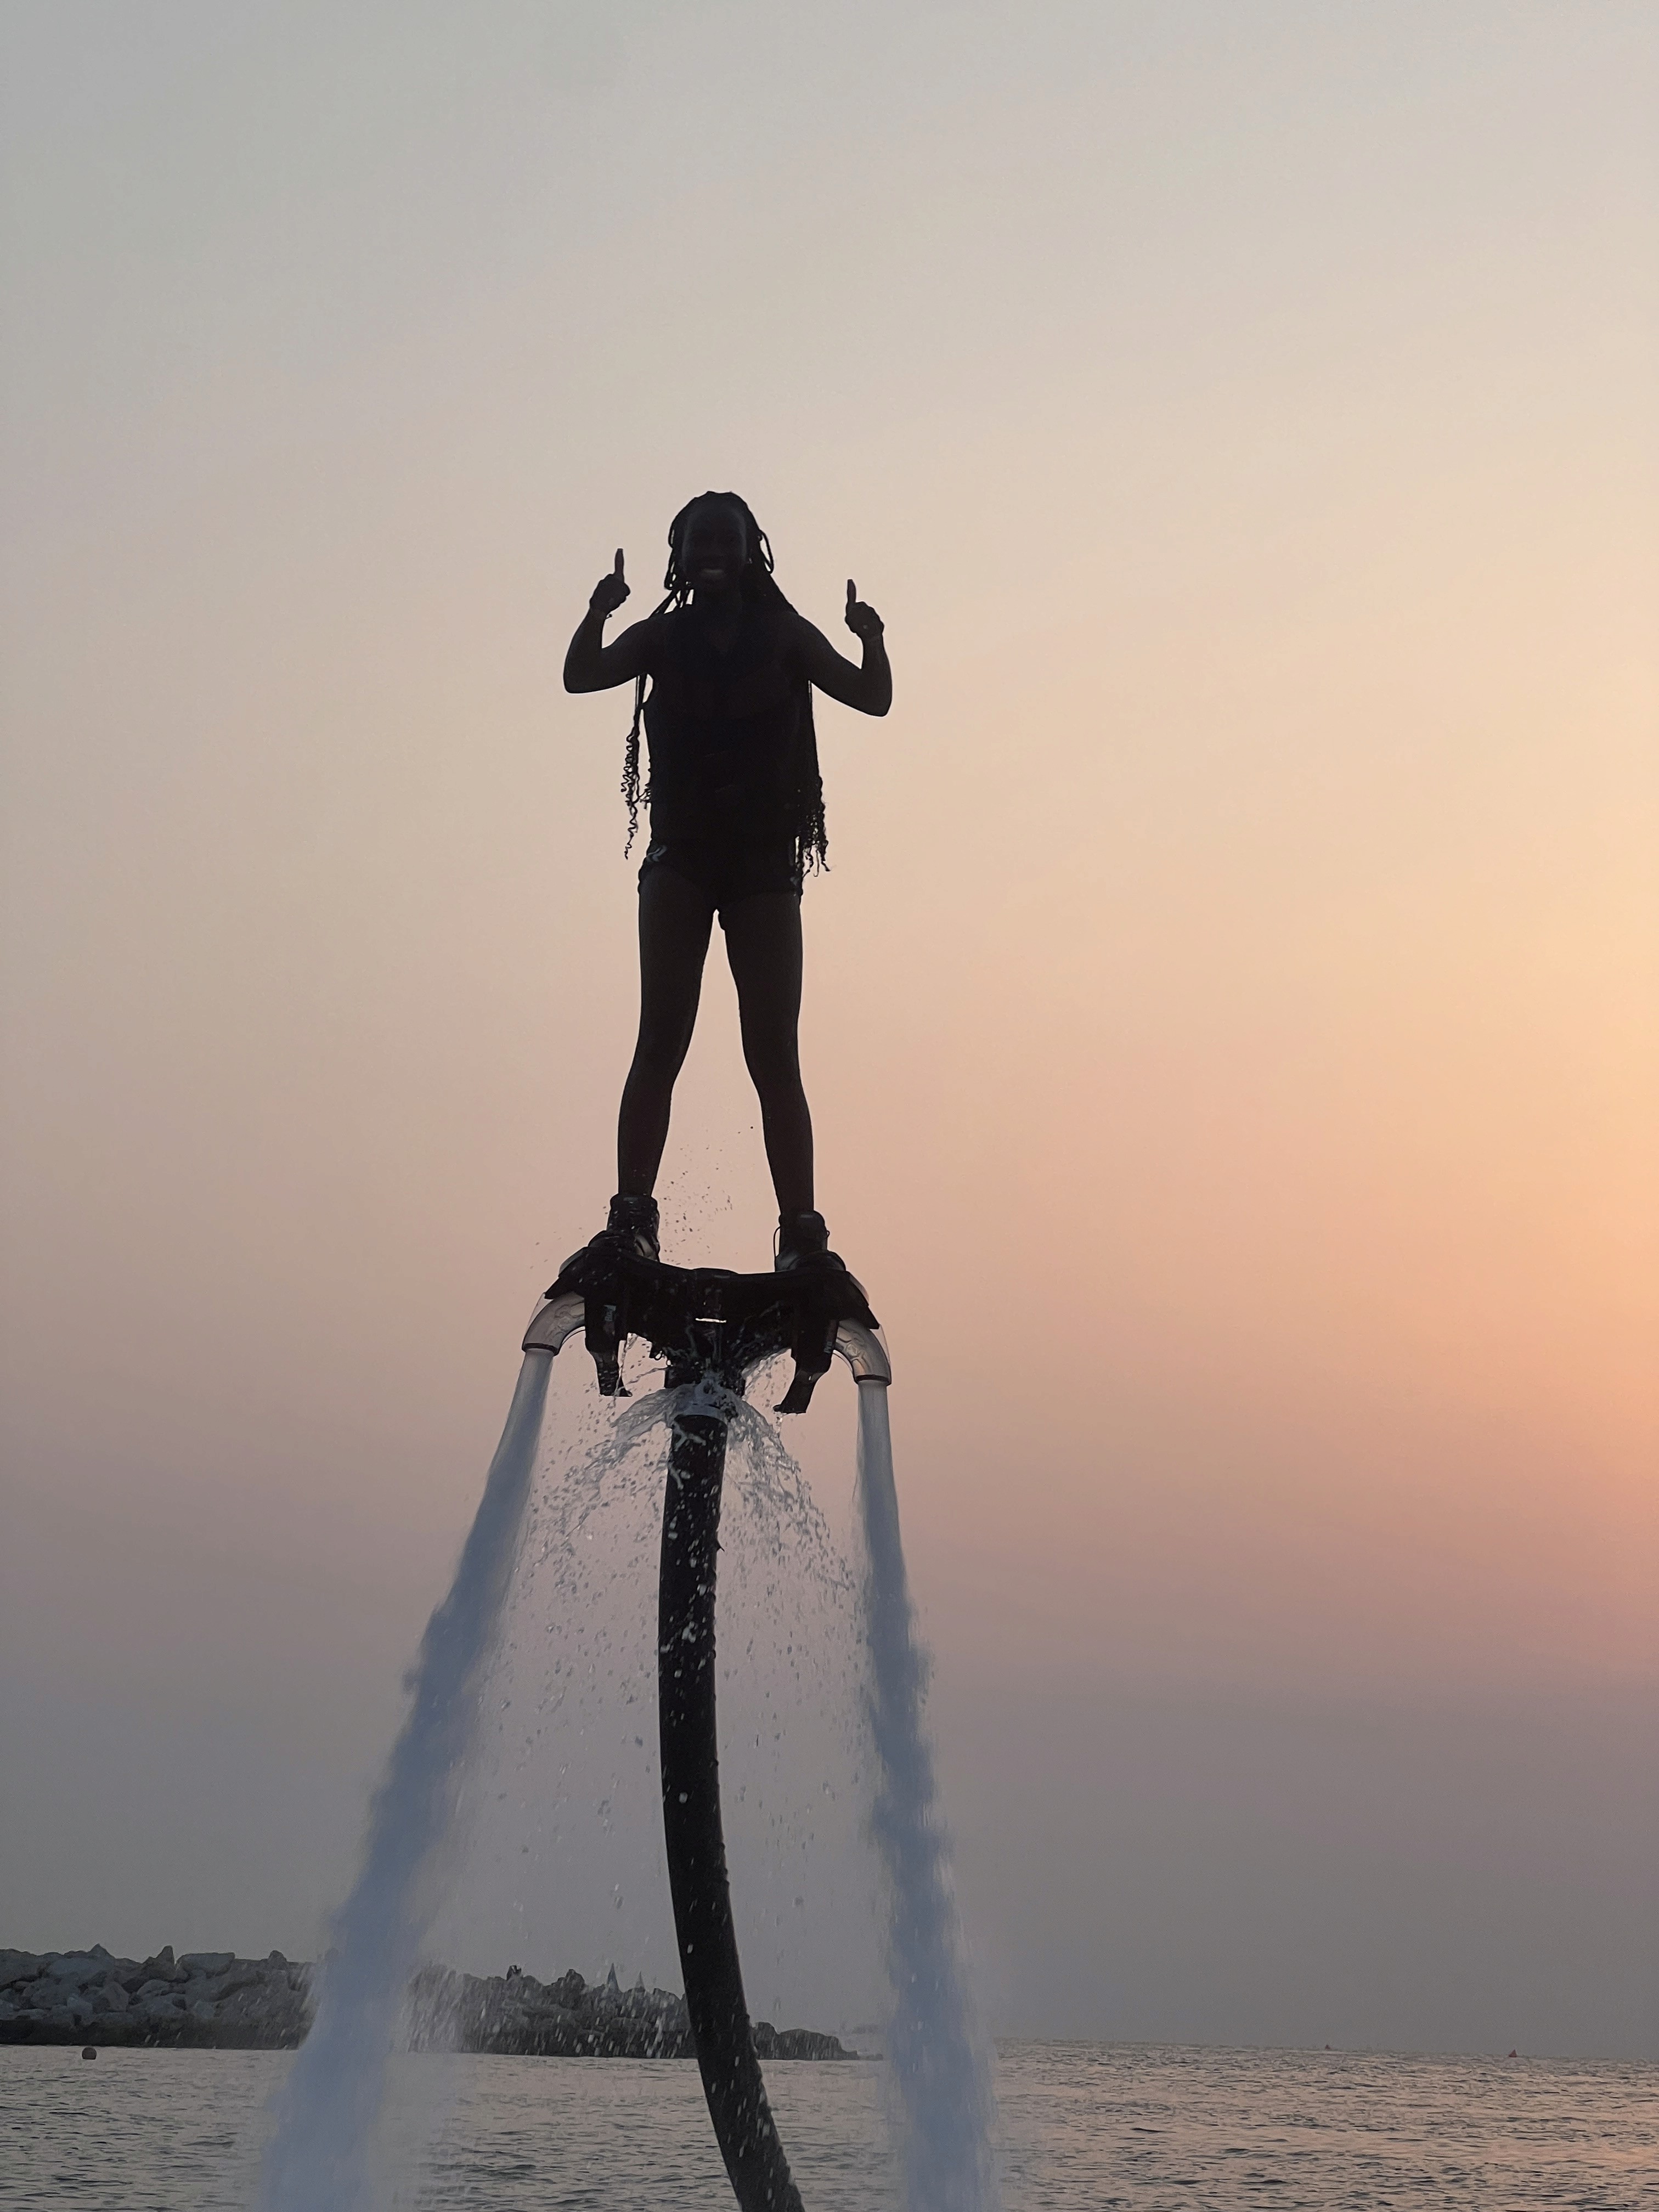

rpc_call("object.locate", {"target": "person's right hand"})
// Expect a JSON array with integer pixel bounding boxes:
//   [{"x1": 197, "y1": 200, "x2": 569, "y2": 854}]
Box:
[{"x1": 589, "y1": 549, "x2": 630, "y2": 619}]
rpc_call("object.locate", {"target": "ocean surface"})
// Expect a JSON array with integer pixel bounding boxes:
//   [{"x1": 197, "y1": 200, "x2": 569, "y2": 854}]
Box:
[{"x1": 4, "y1": 2040, "x2": 1655, "y2": 2210}]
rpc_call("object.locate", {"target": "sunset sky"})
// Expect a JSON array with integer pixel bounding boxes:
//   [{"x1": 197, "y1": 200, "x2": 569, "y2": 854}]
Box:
[{"x1": 3, "y1": 2, "x2": 1656, "y2": 2056}]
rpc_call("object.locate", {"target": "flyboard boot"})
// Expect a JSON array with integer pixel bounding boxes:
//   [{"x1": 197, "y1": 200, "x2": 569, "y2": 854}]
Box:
[
  {"x1": 566, "y1": 1190, "x2": 660, "y2": 1267},
  {"x1": 775, "y1": 1207, "x2": 849, "y2": 1277},
  {"x1": 551, "y1": 1194, "x2": 661, "y2": 1396}
]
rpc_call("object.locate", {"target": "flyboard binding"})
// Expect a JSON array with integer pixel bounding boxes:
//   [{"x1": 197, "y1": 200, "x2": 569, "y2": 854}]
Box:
[{"x1": 519, "y1": 1239, "x2": 890, "y2": 2212}]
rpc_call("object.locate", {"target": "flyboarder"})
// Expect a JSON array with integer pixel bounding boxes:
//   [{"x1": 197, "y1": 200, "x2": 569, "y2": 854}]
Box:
[{"x1": 564, "y1": 491, "x2": 890, "y2": 1276}]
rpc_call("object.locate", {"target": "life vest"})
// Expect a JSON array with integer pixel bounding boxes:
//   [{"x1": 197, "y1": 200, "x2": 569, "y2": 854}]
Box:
[{"x1": 642, "y1": 603, "x2": 823, "y2": 855}]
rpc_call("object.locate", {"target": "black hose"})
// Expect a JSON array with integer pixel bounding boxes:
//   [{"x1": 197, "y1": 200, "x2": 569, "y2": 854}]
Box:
[{"x1": 658, "y1": 1409, "x2": 805, "y2": 2212}]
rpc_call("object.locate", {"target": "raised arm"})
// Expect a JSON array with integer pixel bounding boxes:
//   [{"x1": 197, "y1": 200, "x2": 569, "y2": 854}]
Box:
[
  {"x1": 793, "y1": 580, "x2": 892, "y2": 715},
  {"x1": 564, "y1": 549, "x2": 657, "y2": 692}
]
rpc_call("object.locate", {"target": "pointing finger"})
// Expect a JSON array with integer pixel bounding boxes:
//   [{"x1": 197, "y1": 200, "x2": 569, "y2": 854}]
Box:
[
  {"x1": 614, "y1": 549, "x2": 626, "y2": 577},
  {"x1": 847, "y1": 579, "x2": 856, "y2": 609}
]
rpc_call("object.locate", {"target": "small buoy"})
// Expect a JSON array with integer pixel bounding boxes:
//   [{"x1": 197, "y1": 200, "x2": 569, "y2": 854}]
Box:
[{"x1": 81, "y1": 2045, "x2": 97, "y2": 2060}]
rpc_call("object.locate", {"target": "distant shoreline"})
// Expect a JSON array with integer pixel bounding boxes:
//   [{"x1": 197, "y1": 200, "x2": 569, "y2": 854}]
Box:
[{"x1": 0, "y1": 1946, "x2": 851, "y2": 2059}]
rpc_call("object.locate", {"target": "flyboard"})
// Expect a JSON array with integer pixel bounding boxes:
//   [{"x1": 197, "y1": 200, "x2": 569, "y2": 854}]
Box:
[{"x1": 523, "y1": 1240, "x2": 891, "y2": 2212}]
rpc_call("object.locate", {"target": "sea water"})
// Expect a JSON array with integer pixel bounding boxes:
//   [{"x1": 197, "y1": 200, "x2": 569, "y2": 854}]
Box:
[{"x1": 6, "y1": 2040, "x2": 1654, "y2": 2209}]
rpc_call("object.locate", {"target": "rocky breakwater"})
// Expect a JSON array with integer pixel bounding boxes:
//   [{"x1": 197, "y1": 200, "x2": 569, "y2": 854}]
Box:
[
  {"x1": 0, "y1": 1946, "x2": 308, "y2": 2047},
  {"x1": 0, "y1": 1948, "x2": 849, "y2": 2060}
]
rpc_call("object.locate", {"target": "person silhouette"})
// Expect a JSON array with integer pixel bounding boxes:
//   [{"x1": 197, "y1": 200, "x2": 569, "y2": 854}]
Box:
[{"x1": 564, "y1": 492, "x2": 890, "y2": 1272}]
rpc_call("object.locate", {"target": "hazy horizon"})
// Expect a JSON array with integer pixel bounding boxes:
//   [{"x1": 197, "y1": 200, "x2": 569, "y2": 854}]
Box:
[{"x1": 3, "y1": 1, "x2": 1655, "y2": 2059}]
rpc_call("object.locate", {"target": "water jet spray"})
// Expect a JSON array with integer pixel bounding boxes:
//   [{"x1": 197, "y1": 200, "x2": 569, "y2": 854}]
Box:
[{"x1": 260, "y1": 1243, "x2": 993, "y2": 2212}]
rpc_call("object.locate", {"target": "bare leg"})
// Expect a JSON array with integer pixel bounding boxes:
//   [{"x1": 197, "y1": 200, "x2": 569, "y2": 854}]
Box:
[
  {"x1": 617, "y1": 866, "x2": 714, "y2": 1196},
  {"x1": 721, "y1": 892, "x2": 813, "y2": 1217}
]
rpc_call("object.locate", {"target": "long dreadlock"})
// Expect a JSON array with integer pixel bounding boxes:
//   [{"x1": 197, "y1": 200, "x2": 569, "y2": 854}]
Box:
[{"x1": 622, "y1": 492, "x2": 829, "y2": 874}]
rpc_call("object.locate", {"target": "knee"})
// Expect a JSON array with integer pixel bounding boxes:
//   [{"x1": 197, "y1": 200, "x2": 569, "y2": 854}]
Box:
[
  {"x1": 630, "y1": 1022, "x2": 693, "y2": 1086},
  {"x1": 743, "y1": 1039, "x2": 803, "y2": 1101}
]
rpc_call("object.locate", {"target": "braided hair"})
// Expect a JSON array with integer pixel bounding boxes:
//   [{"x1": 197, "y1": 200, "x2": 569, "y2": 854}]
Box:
[{"x1": 622, "y1": 492, "x2": 828, "y2": 874}]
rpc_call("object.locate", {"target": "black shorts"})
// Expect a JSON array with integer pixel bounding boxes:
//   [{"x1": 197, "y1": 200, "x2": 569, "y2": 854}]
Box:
[{"x1": 638, "y1": 837, "x2": 803, "y2": 924}]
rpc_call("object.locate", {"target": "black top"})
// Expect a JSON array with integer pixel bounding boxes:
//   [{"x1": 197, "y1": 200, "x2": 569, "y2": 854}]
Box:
[{"x1": 642, "y1": 603, "x2": 819, "y2": 847}]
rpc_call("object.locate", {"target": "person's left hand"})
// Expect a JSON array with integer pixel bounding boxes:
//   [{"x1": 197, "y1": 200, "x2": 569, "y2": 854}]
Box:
[{"x1": 845, "y1": 579, "x2": 884, "y2": 640}]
